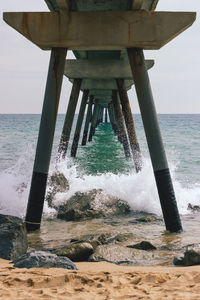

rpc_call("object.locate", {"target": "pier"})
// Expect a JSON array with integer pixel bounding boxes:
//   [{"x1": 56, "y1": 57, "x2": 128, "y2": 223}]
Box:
[{"x1": 3, "y1": 0, "x2": 196, "y2": 233}]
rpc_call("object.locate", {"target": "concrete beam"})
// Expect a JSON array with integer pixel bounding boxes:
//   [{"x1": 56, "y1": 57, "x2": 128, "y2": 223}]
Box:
[
  {"x1": 45, "y1": 0, "x2": 158, "y2": 12},
  {"x1": 68, "y1": 79, "x2": 133, "y2": 91},
  {"x1": 132, "y1": 0, "x2": 144, "y2": 10},
  {"x1": 64, "y1": 59, "x2": 154, "y2": 79},
  {"x1": 45, "y1": 0, "x2": 69, "y2": 11},
  {"x1": 89, "y1": 89, "x2": 112, "y2": 97},
  {"x1": 3, "y1": 11, "x2": 196, "y2": 50}
]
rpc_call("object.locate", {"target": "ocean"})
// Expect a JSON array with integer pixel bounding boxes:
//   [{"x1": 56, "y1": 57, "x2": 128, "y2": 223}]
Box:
[{"x1": 0, "y1": 114, "x2": 200, "y2": 265}]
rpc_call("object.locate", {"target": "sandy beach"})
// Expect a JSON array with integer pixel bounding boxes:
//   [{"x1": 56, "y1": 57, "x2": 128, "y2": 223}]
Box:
[{"x1": 0, "y1": 259, "x2": 200, "y2": 299}]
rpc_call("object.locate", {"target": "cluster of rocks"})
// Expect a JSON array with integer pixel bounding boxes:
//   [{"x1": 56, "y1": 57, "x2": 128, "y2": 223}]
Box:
[
  {"x1": 0, "y1": 214, "x2": 77, "y2": 270},
  {"x1": 1, "y1": 173, "x2": 200, "y2": 269},
  {"x1": 1, "y1": 212, "x2": 200, "y2": 268}
]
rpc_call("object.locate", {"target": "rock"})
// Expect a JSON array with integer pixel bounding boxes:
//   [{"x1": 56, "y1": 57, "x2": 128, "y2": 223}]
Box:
[
  {"x1": 57, "y1": 189, "x2": 130, "y2": 221},
  {"x1": 173, "y1": 250, "x2": 200, "y2": 266},
  {"x1": 127, "y1": 241, "x2": 157, "y2": 251},
  {"x1": 129, "y1": 215, "x2": 162, "y2": 224},
  {"x1": 0, "y1": 214, "x2": 27, "y2": 260},
  {"x1": 89, "y1": 244, "x2": 156, "y2": 265},
  {"x1": 45, "y1": 242, "x2": 94, "y2": 262},
  {"x1": 46, "y1": 172, "x2": 69, "y2": 207},
  {"x1": 173, "y1": 256, "x2": 184, "y2": 266},
  {"x1": 13, "y1": 251, "x2": 78, "y2": 269},
  {"x1": 187, "y1": 203, "x2": 200, "y2": 213},
  {"x1": 73, "y1": 233, "x2": 132, "y2": 249}
]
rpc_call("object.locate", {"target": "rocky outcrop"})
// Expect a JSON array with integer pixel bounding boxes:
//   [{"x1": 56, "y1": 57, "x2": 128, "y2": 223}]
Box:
[
  {"x1": 0, "y1": 214, "x2": 27, "y2": 260},
  {"x1": 45, "y1": 242, "x2": 94, "y2": 262},
  {"x1": 89, "y1": 244, "x2": 156, "y2": 265},
  {"x1": 173, "y1": 250, "x2": 200, "y2": 266},
  {"x1": 46, "y1": 172, "x2": 69, "y2": 207},
  {"x1": 57, "y1": 189, "x2": 130, "y2": 221},
  {"x1": 13, "y1": 251, "x2": 78, "y2": 269},
  {"x1": 127, "y1": 241, "x2": 157, "y2": 251},
  {"x1": 68, "y1": 232, "x2": 132, "y2": 251}
]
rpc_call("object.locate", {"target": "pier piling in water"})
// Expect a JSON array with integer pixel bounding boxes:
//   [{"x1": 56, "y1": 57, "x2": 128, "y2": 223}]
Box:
[
  {"x1": 105, "y1": 108, "x2": 108, "y2": 123},
  {"x1": 112, "y1": 90, "x2": 131, "y2": 159},
  {"x1": 127, "y1": 48, "x2": 182, "y2": 233},
  {"x1": 88, "y1": 101, "x2": 99, "y2": 142},
  {"x1": 58, "y1": 78, "x2": 82, "y2": 159},
  {"x1": 116, "y1": 78, "x2": 142, "y2": 172},
  {"x1": 71, "y1": 89, "x2": 89, "y2": 157},
  {"x1": 82, "y1": 95, "x2": 93, "y2": 146},
  {"x1": 25, "y1": 48, "x2": 67, "y2": 232}
]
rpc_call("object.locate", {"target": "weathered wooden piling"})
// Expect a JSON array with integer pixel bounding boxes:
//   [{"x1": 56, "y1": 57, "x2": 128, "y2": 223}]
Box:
[
  {"x1": 112, "y1": 90, "x2": 131, "y2": 158},
  {"x1": 82, "y1": 95, "x2": 93, "y2": 146},
  {"x1": 127, "y1": 48, "x2": 182, "y2": 233},
  {"x1": 71, "y1": 90, "x2": 89, "y2": 157},
  {"x1": 25, "y1": 48, "x2": 67, "y2": 232},
  {"x1": 116, "y1": 78, "x2": 142, "y2": 172},
  {"x1": 58, "y1": 79, "x2": 82, "y2": 159}
]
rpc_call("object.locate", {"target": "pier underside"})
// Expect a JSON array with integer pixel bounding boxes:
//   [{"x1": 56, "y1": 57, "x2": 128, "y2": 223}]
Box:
[{"x1": 3, "y1": 0, "x2": 196, "y2": 233}]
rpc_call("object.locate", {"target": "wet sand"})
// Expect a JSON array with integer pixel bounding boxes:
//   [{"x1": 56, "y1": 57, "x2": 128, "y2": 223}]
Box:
[{"x1": 0, "y1": 259, "x2": 200, "y2": 299}]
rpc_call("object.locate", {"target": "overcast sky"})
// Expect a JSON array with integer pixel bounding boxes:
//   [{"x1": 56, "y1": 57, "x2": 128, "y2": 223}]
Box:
[{"x1": 0, "y1": 0, "x2": 199, "y2": 114}]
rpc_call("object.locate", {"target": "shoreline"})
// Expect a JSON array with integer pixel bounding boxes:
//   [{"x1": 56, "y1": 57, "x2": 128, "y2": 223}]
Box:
[{"x1": 1, "y1": 259, "x2": 200, "y2": 299}]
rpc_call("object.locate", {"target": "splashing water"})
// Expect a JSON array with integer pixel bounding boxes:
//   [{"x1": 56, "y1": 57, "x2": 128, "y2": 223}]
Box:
[{"x1": 0, "y1": 114, "x2": 199, "y2": 219}]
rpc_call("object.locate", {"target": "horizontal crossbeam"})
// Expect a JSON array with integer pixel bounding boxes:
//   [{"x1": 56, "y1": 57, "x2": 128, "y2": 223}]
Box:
[
  {"x1": 3, "y1": 11, "x2": 196, "y2": 50},
  {"x1": 78, "y1": 79, "x2": 133, "y2": 91},
  {"x1": 64, "y1": 59, "x2": 154, "y2": 79}
]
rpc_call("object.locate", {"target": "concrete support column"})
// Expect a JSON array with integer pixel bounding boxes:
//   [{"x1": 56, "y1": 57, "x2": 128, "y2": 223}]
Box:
[
  {"x1": 127, "y1": 48, "x2": 182, "y2": 233},
  {"x1": 82, "y1": 96, "x2": 93, "y2": 146},
  {"x1": 112, "y1": 90, "x2": 131, "y2": 158},
  {"x1": 25, "y1": 48, "x2": 67, "y2": 232},
  {"x1": 71, "y1": 89, "x2": 89, "y2": 157},
  {"x1": 97, "y1": 106, "x2": 103, "y2": 126},
  {"x1": 58, "y1": 78, "x2": 82, "y2": 159},
  {"x1": 108, "y1": 103, "x2": 118, "y2": 135},
  {"x1": 88, "y1": 101, "x2": 99, "y2": 142},
  {"x1": 100, "y1": 107, "x2": 103, "y2": 123},
  {"x1": 96, "y1": 107, "x2": 100, "y2": 127},
  {"x1": 116, "y1": 78, "x2": 142, "y2": 172},
  {"x1": 105, "y1": 108, "x2": 108, "y2": 123}
]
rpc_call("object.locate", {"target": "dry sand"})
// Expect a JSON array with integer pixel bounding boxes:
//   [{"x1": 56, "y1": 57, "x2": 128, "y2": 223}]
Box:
[{"x1": 0, "y1": 258, "x2": 200, "y2": 299}]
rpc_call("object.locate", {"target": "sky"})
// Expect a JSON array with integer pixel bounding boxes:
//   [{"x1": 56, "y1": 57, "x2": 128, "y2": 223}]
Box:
[{"x1": 0, "y1": 0, "x2": 200, "y2": 114}]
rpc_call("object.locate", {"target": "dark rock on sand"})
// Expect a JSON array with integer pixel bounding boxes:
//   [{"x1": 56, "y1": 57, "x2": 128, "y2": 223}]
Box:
[
  {"x1": 173, "y1": 250, "x2": 200, "y2": 266},
  {"x1": 13, "y1": 251, "x2": 77, "y2": 269},
  {"x1": 89, "y1": 244, "x2": 156, "y2": 265},
  {"x1": 0, "y1": 214, "x2": 27, "y2": 260},
  {"x1": 44, "y1": 242, "x2": 94, "y2": 262},
  {"x1": 57, "y1": 189, "x2": 130, "y2": 221},
  {"x1": 127, "y1": 241, "x2": 157, "y2": 251},
  {"x1": 46, "y1": 172, "x2": 69, "y2": 207}
]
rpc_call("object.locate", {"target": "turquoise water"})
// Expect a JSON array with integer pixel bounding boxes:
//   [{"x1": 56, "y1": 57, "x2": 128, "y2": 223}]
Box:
[
  {"x1": 0, "y1": 114, "x2": 200, "y2": 264},
  {"x1": 0, "y1": 114, "x2": 199, "y2": 181}
]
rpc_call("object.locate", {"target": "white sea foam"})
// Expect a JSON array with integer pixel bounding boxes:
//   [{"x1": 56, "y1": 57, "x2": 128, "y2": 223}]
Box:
[{"x1": 0, "y1": 155, "x2": 200, "y2": 218}]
